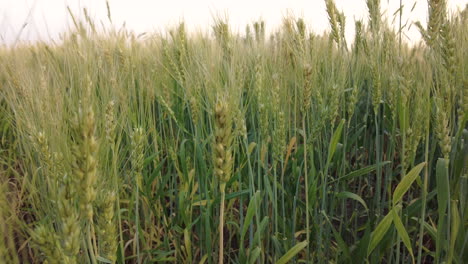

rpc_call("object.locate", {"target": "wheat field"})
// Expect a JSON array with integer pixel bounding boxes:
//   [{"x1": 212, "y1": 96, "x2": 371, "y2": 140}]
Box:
[{"x1": 0, "y1": 1, "x2": 467, "y2": 263}]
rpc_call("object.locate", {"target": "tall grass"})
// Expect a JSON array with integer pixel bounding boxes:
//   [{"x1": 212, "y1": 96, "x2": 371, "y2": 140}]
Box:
[{"x1": 0, "y1": 1, "x2": 467, "y2": 263}]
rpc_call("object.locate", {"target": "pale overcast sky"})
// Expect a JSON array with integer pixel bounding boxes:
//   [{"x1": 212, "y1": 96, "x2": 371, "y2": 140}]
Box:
[{"x1": 0, "y1": 0, "x2": 466, "y2": 45}]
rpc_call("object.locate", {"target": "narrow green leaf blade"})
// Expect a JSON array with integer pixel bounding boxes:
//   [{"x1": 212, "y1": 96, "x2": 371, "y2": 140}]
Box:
[
  {"x1": 184, "y1": 228, "x2": 192, "y2": 262},
  {"x1": 336, "y1": 191, "x2": 368, "y2": 211},
  {"x1": 276, "y1": 241, "x2": 308, "y2": 264},
  {"x1": 435, "y1": 158, "x2": 450, "y2": 261},
  {"x1": 335, "y1": 161, "x2": 391, "y2": 183},
  {"x1": 327, "y1": 119, "x2": 345, "y2": 164},
  {"x1": 367, "y1": 208, "x2": 396, "y2": 256},
  {"x1": 391, "y1": 208, "x2": 414, "y2": 263},
  {"x1": 248, "y1": 247, "x2": 262, "y2": 264},
  {"x1": 96, "y1": 256, "x2": 113, "y2": 263},
  {"x1": 241, "y1": 191, "x2": 261, "y2": 241},
  {"x1": 436, "y1": 158, "x2": 450, "y2": 218},
  {"x1": 253, "y1": 216, "x2": 269, "y2": 247},
  {"x1": 448, "y1": 200, "x2": 460, "y2": 263},
  {"x1": 392, "y1": 162, "x2": 426, "y2": 205}
]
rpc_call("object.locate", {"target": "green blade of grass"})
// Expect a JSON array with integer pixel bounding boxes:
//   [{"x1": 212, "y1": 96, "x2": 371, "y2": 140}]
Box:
[
  {"x1": 241, "y1": 191, "x2": 262, "y2": 241},
  {"x1": 336, "y1": 191, "x2": 368, "y2": 211},
  {"x1": 367, "y1": 206, "x2": 400, "y2": 257},
  {"x1": 436, "y1": 158, "x2": 450, "y2": 261},
  {"x1": 392, "y1": 162, "x2": 426, "y2": 205},
  {"x1": 327, "y1": 119, "x2": 345, "y2": 164},
  {"x1": 276, "y1": 241, "x2": 308, "y2": 264},
  {"x1": 391, "y1": 207, "x2": 414, "y2": 264},
  {"x1": 331, "y1": 161, "x2": 391, "y2": 183}
]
